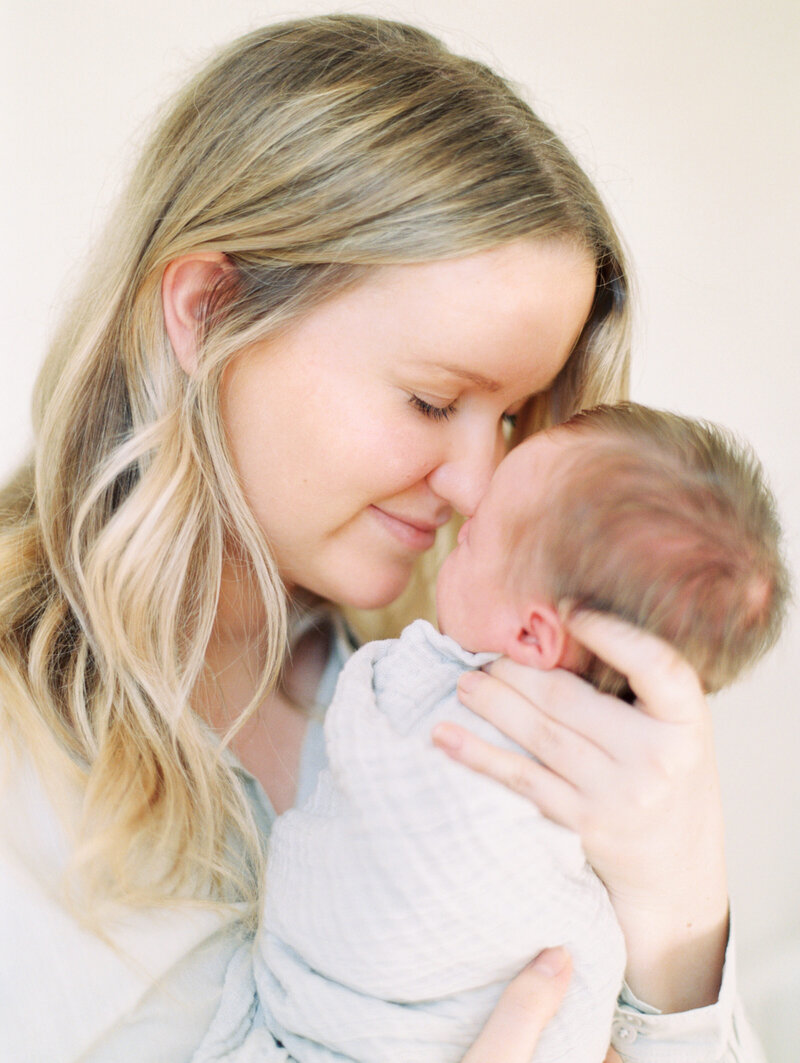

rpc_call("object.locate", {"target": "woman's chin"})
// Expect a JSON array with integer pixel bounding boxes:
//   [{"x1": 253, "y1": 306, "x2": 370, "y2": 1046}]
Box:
[
  {"x1": 338, "y1": 585, "x2": 411, "y2": 613},
  {"x1": 328, "y1": 563, "x2": 416, "y2": 613}
]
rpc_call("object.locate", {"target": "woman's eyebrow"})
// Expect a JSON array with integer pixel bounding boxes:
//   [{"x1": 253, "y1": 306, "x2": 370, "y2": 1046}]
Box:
[{"x1": 425, "y1": 363, "x2": 502, "y2": 392}]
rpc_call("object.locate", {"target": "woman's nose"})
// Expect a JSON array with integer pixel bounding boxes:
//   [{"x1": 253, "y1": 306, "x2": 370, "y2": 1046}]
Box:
[{"x1": 426, "y1": 432, "x2": 504, "y2": 517}]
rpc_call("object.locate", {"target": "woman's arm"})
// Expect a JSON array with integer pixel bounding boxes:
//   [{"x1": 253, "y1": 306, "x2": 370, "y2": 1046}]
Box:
[{"x1": 434, "y1": 610, "x2": 728, "y2": 1011}]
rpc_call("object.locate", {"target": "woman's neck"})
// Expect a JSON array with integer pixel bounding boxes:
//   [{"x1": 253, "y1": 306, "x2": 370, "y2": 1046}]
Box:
[{"x1": 198, "y1": 558, "x2": 332, "y2": 813}]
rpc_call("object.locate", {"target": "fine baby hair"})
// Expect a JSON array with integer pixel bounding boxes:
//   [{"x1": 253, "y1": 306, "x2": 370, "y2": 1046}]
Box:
[{"x1": 511, "y1": 402, "x2": 791, "y2": 696}]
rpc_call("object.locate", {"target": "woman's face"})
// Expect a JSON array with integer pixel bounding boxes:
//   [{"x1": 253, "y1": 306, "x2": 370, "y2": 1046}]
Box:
[{"x1": 220, "y1": 239, "x2": 595, "y2": 609}]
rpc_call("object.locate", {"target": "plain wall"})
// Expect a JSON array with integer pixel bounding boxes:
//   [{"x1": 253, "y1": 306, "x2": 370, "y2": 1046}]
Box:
[{"x1": 3, "y1": 1, "x2": 799, "y2": 1057}]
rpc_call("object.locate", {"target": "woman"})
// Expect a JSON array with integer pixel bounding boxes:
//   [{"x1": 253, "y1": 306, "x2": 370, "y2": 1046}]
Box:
[{"x1": 0, "y1": 14, "x2": 763, "y2": 1062}]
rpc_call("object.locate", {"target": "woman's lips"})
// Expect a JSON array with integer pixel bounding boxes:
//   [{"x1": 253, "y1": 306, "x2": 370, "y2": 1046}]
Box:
[{"x1": 369, "y1": 506, "x2": 447, "y2": 551}]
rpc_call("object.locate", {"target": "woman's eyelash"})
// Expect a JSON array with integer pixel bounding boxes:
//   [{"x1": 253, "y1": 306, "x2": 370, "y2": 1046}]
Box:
[
  {"x1": 409, "y1": 395, "x2": 457, "y2": 421},
  {"x1": 409, "y1": 394, "x2": 519, "y2": 428}
]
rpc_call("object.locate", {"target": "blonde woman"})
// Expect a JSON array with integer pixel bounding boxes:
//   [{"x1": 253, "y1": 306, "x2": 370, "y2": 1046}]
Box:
[{"x1": 0, "y1": 15, "x2": 764, "y2": 1063}]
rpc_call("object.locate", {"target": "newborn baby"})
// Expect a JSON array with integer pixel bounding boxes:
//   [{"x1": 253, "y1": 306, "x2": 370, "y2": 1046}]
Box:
[{"x1": 255, "y1": 402, "x2": 789, "y2": 1063}]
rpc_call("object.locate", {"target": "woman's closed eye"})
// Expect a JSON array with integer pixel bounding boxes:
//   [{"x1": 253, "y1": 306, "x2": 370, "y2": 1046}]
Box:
[
  {"x1": 409, "y1": 394, "x2": 458, "y2": 421},
  {"x1": 409, "y1": 393, "x2": 519, "y2": 428}
]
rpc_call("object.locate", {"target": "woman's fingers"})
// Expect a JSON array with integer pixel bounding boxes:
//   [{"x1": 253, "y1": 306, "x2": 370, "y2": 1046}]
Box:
[
  {"x1": 461, "y1": 948, "x2": 572, "y2": 1063},
  {"x1": 446, "y1": 666, "x2": 630, "y2": 798},
  {"x1": 565, "y1": 610, "x2": 704, "y2": 723},
  {"x1": 477, "y1": 657, "x2": 639, "y2": 753},
  {"x1": 433, "y1": 720, "x2": 581, "y2": 828},
  {"x1": 604, "y1": 1049, "x2": 623, "y2": 1063}
]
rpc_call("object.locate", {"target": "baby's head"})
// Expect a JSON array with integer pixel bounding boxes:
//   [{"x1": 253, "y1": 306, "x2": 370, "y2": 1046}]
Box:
[{"x1": 435, "y1": 402, "x2": 790, "y2": 695}]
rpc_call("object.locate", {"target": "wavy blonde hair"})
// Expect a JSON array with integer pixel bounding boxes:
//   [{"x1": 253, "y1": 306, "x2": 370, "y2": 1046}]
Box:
[{"x1": 0, "y1": 14, "x2": 631, "y2": 919}]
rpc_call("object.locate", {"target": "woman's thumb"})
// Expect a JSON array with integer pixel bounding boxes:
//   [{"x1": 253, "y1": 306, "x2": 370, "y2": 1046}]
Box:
[{"x1": 461, "y1": 947, "x2": 572, "y2": 1063}]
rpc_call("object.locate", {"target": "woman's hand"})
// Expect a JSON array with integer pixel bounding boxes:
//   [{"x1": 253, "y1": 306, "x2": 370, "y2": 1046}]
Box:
[
  {"x1": 434, "y1": 611, "x2": 730, "y2": 1014},
  {"x1": 461, "y1": 948, "x2": 573, "y2": 1062}
]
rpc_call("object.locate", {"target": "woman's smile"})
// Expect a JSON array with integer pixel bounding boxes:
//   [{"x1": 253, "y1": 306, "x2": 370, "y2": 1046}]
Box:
[{"x1": 368, "y1": 504, "x2": 453, "y2": 552}]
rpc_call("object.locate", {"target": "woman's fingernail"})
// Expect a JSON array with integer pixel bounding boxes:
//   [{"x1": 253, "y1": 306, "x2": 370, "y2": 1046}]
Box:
[
  {"x1": 530, "y1": 947, "x2": 570, "y2": 978},
  {"x1": 457, "y1": 670, "x2": 481, "y2": 695},
  {"x1": 432, "y1": 723, "x2": 463, "y2": 753}
]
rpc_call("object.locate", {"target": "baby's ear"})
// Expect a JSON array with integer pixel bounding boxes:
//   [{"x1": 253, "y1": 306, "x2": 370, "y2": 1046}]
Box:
[{"x1": 507, "y1": 604, "x2": 567, "y2": 670}]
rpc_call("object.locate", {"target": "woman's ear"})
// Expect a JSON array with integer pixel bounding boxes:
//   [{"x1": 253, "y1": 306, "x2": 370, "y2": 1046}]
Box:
[
  {"x1": 508, "y1": 604, "x2": 567, "y2": 670},
  {"x1": 161, "y1": 253, "x2": 232, "y2": 375}
]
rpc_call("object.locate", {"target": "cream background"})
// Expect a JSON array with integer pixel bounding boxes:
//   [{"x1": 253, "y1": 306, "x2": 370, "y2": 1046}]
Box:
[{"x1": 3, "y1": 2, "x2": 798, "y2": 1058}]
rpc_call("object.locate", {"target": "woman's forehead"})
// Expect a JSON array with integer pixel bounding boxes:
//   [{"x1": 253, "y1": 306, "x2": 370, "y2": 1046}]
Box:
[{"x1": 362, "y1": 241, "x2": 595, "y2": 384}]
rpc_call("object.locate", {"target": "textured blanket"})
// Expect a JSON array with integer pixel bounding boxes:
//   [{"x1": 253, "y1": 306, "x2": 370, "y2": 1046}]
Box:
[{"x1": 256, "y1": 619, "x2": 626, "y2": 1062}]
